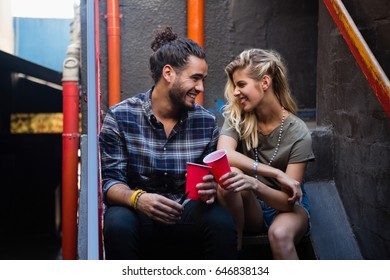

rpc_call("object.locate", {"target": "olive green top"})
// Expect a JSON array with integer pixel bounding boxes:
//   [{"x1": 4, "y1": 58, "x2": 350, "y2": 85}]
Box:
[{"x1": 220, "y1": 113, "x2": 315, "y2": 189}]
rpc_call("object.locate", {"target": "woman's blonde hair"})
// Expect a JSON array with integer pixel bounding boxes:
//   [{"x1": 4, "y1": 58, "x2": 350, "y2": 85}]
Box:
[{"x1": 223, "y1": 49, "x2": 297, "y2": 150}]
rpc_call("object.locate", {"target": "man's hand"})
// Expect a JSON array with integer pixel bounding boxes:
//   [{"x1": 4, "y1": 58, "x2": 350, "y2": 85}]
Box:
[
  {"x1": 196, "y1": 174, "x2": 218, "y2": 204},
  {"x1": 136, "y1": 193, "x2": 184, "y2": 224}
]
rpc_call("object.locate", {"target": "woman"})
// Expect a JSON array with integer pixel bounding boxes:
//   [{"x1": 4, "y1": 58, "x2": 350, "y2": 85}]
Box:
[{"x1": 217, "y1": 48, "x2": 315, "y2": 259}]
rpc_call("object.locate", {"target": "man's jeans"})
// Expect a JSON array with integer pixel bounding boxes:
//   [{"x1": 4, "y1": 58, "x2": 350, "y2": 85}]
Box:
[{"x1": 103, "y1": 200, "x2": 238, "y2": 259}]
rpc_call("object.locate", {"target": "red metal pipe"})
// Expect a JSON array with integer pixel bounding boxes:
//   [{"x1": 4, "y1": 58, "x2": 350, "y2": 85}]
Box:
[
  {"x1": 62, "y1": 78, "x2": 79, "y2": 260},
  {"x1": 188, "y1": 0, "x2": 204, "y2": 106},
  {"x1": 107, "y1": 0, "x2": 121, "y2": 106},
  {"x1": 323, "y1": 0, "x2": 390, "y2": 117}
]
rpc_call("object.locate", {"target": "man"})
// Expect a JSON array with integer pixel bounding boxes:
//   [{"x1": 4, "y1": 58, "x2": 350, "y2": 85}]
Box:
[{"x1": 99, "y1": 26, "x2": 237, "y2": 259}]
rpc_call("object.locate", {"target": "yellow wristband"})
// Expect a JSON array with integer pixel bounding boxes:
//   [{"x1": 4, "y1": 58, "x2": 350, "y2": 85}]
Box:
[
  {"x1": 130, "y1": 189, "x2": 143, "y2": 208},
  {"x1": 134, "y1": 191, "x2": 146, "y2": 210}
]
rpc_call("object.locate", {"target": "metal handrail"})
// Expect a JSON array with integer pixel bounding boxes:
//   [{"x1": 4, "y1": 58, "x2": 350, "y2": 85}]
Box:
[{"x1": 323, "y1": 0, "x2": 390, "y2": 117}]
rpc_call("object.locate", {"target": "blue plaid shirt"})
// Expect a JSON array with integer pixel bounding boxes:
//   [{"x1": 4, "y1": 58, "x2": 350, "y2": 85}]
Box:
[{"x1": 99, "y1": 88, "x2": 219, "y2": 204}]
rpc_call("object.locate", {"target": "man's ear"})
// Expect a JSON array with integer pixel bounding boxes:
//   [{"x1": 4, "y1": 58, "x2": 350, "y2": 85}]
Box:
[{"x1": 162, "y1": 64, "x2": 175, "y2": 82}]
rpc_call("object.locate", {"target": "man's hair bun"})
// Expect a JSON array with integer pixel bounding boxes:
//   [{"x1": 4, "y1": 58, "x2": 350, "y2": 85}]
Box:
[{"x1": 151, "y1": 26, "x2": 178, "y2": 52}]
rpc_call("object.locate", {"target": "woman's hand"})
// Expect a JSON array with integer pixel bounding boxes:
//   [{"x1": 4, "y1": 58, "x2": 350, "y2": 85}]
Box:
[
  {"x1": 220, "y1": 170, "x2": 258, "y2": 192},
  {"x1": 219, "y1": 169, "x2": 295, "y2": 212},
  {"x1": 275, "y1": 171, "x2": 302, "y2": 204}
]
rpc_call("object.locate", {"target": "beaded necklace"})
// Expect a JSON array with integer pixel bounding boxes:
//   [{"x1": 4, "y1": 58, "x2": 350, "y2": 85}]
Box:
[{"x1": 253, "y1": 107, "x2": 285, "y2": 166}]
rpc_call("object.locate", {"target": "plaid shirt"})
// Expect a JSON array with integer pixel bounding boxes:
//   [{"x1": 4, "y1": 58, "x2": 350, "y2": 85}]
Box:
[{"x1": 99, "y1": 88, "x2": 219, "y2": 204}]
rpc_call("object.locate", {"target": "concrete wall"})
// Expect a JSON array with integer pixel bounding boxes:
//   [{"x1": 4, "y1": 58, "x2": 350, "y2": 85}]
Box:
[
  {"x1": 317, "y1": 0, "x2": 390, "y2": 259},
  {"x1": 230, "y1": 0, "x2": 318, "y2": 111}
]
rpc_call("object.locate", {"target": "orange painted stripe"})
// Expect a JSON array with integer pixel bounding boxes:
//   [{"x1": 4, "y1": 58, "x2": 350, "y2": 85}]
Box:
[{"x1": 324, "y1": 0, "x2": 390, "y2": 117}]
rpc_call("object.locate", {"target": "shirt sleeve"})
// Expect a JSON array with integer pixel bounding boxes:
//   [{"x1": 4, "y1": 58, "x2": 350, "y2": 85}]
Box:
[
  {"x1": 211, "y1": 121, "x2": 220, "y2": 150},
  {"x1": 99, "y1": 109, "x2": 130, "y2": 202},
  {"x1": 289, "y1": 126, "x2": 315, "y2": 164},
  {"x1": 220, "y1": 117, "x2": 239, "y2": 142}
]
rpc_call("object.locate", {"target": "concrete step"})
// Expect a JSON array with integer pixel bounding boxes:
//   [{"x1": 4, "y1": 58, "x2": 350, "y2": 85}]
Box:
[
  {"x1": 241, "y1": 234, "x2": 316, "y2": 260},
  {"x1": 305, "y1": 180, "x2": 363, "y2": 259}
]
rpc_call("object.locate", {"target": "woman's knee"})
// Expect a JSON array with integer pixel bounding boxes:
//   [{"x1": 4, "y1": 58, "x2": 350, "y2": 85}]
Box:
[{"x1": 268, "y1": 224, "x2": 293, "y2": 246}]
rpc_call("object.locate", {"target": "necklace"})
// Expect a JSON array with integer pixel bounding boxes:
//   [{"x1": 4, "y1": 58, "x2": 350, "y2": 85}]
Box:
[{"x1": 253, "y1": 107, "x2": 285, "y2": 166}]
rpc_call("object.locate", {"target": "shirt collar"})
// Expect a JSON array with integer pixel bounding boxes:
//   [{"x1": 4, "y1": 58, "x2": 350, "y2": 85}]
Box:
[
  {"x1": 143, "y1": 87, "x2": 190, "y2": 129},
  {"x1": 143, "y1": 88, "x2": 162, "y2": 128}
]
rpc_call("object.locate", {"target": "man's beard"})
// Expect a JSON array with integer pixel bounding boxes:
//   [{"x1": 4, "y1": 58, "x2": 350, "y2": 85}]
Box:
[{"x1": 169, "y1": 82, "x2": 196, "y2": 112}]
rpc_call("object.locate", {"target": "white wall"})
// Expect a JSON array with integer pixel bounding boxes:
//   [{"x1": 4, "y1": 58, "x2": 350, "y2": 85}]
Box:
[{"x1": 0, "y1": 0, "x2": 14, "y2": 54}]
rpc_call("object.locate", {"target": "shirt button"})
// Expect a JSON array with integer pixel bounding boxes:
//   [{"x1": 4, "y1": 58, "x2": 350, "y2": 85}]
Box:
[
  {"x1": 164, "y1": 172, "x2": 168, "y2": 176},
  {"x1": 163, "y1": 147, "x2": 167, "y2": 151}
]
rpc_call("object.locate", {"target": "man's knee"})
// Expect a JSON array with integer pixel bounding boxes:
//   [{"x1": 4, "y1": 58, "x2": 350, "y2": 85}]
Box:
[
  {"x1": 202, "y1": 204, "x2": 237, "y2": 236},
  {"x1": 104, "y1": 206, "x2": 139, "y2": 239},
  {"x1": 103, "y1": 206, "x2": 141, "y2": 259},
  {"x1": 202, "y1": 204, "x2": 238, "y2": 259}
]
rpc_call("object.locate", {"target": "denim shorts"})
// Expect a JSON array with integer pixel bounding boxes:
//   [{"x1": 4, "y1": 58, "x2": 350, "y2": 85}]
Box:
[{"x1": 259, "y1": 185, "x2": 311, "y2": 236}]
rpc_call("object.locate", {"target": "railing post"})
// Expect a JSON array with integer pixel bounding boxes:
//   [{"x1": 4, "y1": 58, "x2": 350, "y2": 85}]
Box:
[
  {"x1": 86, "y1": 0, "x2": 99, "y2": 260},
  {"x1": 323, "y1": 0, "x2": 390, "y2": 117}
]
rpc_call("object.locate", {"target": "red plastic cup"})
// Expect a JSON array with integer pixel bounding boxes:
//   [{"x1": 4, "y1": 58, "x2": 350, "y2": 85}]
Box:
[
  {"x1": 185, "y1": 162, "x2": 212, "y2": 200},
  {"x1": 203, "y1": 149, "x2": 231, "y2": 188}
]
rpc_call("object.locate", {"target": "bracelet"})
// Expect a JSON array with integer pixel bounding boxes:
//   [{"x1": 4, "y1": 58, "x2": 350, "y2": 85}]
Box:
[
  {"x1": 130, "y1": 189, "x2": 144, "y2": 208},
  {"x1": 252, "y1": 161, "x2": 259, "y2": 178},
  {"x1": 134, "y1": 191, "x2": 146, "y2": 210}
]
